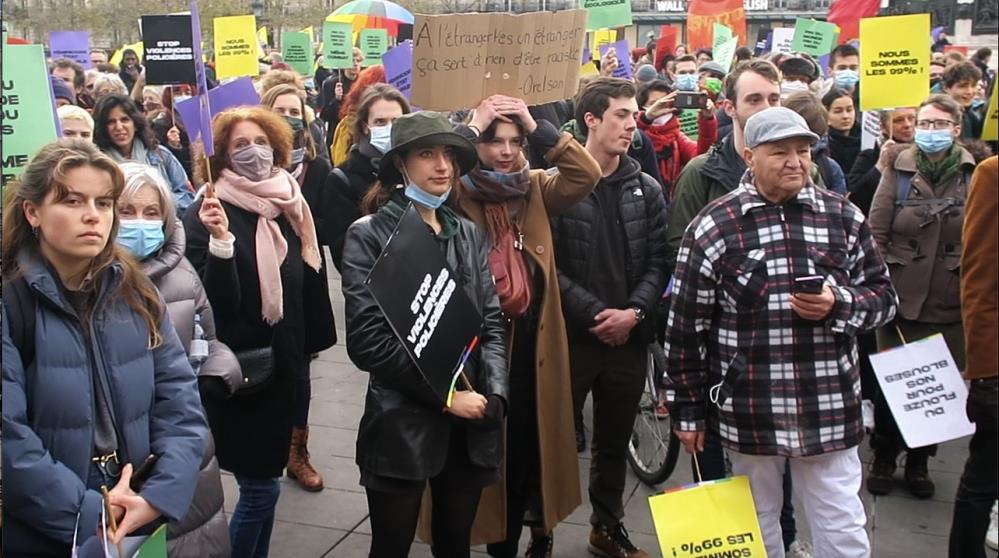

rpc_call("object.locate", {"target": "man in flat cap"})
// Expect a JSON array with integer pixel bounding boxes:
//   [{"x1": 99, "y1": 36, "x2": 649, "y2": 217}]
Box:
[{"x1": 665, "y1": 106, "x2": 898, "y2": 558}]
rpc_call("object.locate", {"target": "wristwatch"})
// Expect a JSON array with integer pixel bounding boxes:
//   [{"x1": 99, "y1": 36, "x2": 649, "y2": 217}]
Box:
[{"x1": 630, "y1": 306, "x2": 646, "y2": 322}]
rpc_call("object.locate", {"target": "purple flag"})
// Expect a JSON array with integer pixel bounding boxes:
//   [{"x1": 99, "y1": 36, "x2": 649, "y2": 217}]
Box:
[
  {"x1": 190, "y1": 1, "x2": 213, "y2": 156},
  {"x1": 931, "y1": 26, "x2": 945, "y2": 42},
  {"x1": 599, "y1": 40, "x2": 633, "y2": 80},
  {"x1": 383, "y1": 41, "x2": 413, "y2": 100},
  {"x1": 50, "y1": 31, "x2": 91, "y2": 69},
  {"x1": 175, "y1": 77, "x2": 260, "y2": 136}
]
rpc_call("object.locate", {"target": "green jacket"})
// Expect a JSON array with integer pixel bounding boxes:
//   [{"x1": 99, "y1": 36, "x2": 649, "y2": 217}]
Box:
[{"x1": 665, "y1": 134, "x2": 826, "y2": 276}]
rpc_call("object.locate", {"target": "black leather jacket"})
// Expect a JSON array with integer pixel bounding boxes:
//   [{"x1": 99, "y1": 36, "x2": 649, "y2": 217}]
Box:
[{"x1": 341, "y1": 205, "x2": 508, "y2": 480}]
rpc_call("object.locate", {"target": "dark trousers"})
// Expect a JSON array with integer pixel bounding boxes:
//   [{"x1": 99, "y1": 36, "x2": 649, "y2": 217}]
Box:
[
  {"x1": 569, "y1": 341, "x2": 646, "y2": 528},
  {"x1": 488, "y1": 322, "x2": 542, "y2": 558},
  {"x1": 948, "y1": 378, "x2": 998, "y2": 558},
  {"x1": 292, "y1": 362, "x2": 311, "y2": 428}
]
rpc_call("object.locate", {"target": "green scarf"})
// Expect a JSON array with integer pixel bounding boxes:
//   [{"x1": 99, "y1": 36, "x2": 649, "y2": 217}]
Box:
[
  {"x1": 916, "y1": 145, "x2": 962, "y2": 187},
  {"x1": 380, "y1": 190, "x2": 460, "y2": 240}
]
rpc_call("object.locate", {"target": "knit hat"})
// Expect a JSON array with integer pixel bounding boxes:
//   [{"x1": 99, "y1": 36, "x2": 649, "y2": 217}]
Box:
[
  {"x1": 50, "y1": 75, "x2": 76, "y2": 105},
  {"x1": 635, "y1": 64, "x2": 659, "y2": 83}
]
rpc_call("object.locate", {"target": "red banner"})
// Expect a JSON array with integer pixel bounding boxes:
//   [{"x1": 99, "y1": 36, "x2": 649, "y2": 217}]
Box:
[
  {"x1": 686, "y1": 0, "x2": 746, "y2": 51},
  {"x1": 828, "y1": 0, "x2": 880, "y2": 44},
  {"x1": 655, "y1": 25, "x2": 678, "y2": 70}
]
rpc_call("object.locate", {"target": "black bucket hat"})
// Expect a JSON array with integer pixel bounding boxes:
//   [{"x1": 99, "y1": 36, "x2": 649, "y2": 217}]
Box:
[{"x1": 377, "y1": 111, "x2": 478, "y2": 186}]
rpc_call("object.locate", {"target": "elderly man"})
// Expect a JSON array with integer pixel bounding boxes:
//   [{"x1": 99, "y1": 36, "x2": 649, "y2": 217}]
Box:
[{"x1": 666, "y1": 107, "x2": 897, "y2": 558}]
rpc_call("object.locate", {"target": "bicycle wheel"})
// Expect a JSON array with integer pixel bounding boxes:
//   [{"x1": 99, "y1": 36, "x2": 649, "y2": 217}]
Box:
[{"x1": 627, "y1": 344, "x2": 680, "y2": 486}]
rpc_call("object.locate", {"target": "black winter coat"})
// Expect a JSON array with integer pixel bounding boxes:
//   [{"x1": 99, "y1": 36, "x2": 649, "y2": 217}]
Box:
[
  {"x1": 550, "y1": 155, "x2": 670, "y2": 343},
  {"x1": 828, "y1": 124, "x2": 862, "y2": 179},
  {"x1": 182, "y1": 196, "x2": 336, "y2": 477},
  {"x1": 847, "y1": 145, "x2": 881, "y2": 216},
  {"x1": 325, "y1": 141, "x2": 381, "y2": 271},
  {"x1": 341, "y1": 206, "x2": 508, "y2": 480}
]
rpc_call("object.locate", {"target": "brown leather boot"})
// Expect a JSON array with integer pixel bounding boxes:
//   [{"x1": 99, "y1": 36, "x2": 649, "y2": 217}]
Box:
[{"x1": 287, "y1": 426, "x2": 324, "y2": 492}]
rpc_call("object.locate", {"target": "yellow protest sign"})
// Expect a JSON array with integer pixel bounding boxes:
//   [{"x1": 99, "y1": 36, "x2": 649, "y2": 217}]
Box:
[
  {"x1": 649, "y1": 476, "x2": 767, "y2": 558},
  {"x1": 214, "y1": 15, "x2": 259, "y2": 79},
  {"x1": 982, "y1": 91, "x2": 998, "y2": 141},
  {"x1": 580, "y1": 61, "x2": 599, "y2": 77},
  {"x1": 591, "y1": 28, "x2": 615, "y2": 55},
  {"x1": 110, "y1": 41, "x2": 144, "y2": 67},
  {"x1": 859, "y1": 14, "x2": 930, "y2": 112}
]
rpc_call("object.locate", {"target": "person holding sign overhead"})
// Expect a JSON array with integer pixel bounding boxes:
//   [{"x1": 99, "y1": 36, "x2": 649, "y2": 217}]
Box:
[
  {"x1": 867, "y1": 94, "x2": 979, "y2": 499},
  {"x1": 181, "y1": 107, "x2": 336, "y2": 557},
  {"x1": 452, "y1": 94, "x2": 601, "y2": 557},
  {"x1": 341, "y1": 111, "x2": 508, "y2": 558}
]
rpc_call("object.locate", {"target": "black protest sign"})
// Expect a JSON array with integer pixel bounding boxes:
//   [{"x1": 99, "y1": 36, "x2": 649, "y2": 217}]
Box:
[
  {"x1": 365, "y1": 204, "x2": 483, "y2": 403},
  {"x1": 141, "y1": 15, "x2": 196, "y2": 85}
]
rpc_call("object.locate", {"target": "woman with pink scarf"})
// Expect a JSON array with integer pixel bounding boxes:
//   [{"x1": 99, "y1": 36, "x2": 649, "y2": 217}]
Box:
[{"x1": 181, "y1": 107, "x2": 336, "y2": 557}]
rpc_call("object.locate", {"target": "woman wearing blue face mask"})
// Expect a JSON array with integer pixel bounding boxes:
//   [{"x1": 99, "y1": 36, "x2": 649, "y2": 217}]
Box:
[
  {"x1": 867, "y1": 94, "x2": 978, "y2": 501},
  {"x1": 341, "y1": 111, "x2": 508, "y2": 557},
  {"x1": 181, "y1": 107, "x2": 336, "y2": 557},
  {"x1": 116, "y1": 162, "x2": 237, "y2": 557},
  {"x1": 261, "y1": 82, "x2": 337, "y2": 493},
  {"x1": 326, "y1": 83, "x2": 411, "y2": 271}
]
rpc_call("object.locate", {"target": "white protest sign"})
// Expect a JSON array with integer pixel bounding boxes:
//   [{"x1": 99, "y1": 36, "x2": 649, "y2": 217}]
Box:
[
  {"x1": 869, "y1": 334, "x2": 976, "y2": 448},
  {"x1": 771, "y1": 28, "x2": 795, "y2": 54},
  {"x1": 861, "y1": 110, "x2": 881, "y2": 150}
]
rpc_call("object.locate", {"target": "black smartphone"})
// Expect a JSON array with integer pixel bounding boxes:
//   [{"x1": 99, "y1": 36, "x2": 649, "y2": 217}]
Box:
[
  {"x1": 674, "y1": 91, "x2": 707, "y2": 110},
  {"x1": 793, "y1": 275, "x2": 825, "y2": 295},
  {"x1": 129, "y1": 453, "x2": 160, "y2": 492}
]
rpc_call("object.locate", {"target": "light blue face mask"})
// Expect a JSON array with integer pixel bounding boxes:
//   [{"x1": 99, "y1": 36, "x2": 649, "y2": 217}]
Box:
[
  {"x1": 117, "y1": 219, "x2": 165, "y2": 260},
  {"x1": 914, "y1": 129, "x2": 954, "y2": 154},
  {"x1": 405, "y1": 183, "x2": 451, "y2": 209},
  {"x1": 675, "y1": 73, "x2": 699, "y2": 92},
  {"x1": 289, "y1": 147, "x2": 305, "y2": 167},
  {"x1": 369, "y1": 124, "x2": 392, "y2": 154},
  {"x1": 834, "y1": 69, "x2": 860, "y2": 90}
]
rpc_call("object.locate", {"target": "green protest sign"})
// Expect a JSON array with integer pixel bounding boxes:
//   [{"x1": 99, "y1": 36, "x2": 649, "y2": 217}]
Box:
[
  {"x1": 282, "y1": 31, "x2": 312, "y2": 76},
  {"x1": 323, "y1": 21, "x2": 354, "y2": 69},
  {"x1": 715, "y1": 37, "x2": 739, "y2": 73},
  {"x1": 791, "y1": 18, "x2": 839, "y2": 57},
  {"x1": 582, "y1": 0, "x2": 632, "y2": 32},
  {"x1": 713, "y1": 22, "x2": 733, "y2": 52},
  {"x1": 2, "y1": 44, "x2": 59, "y2": 188},
  {"x1": 359, "y1": 28, "x2": 388, "y2": 67}
]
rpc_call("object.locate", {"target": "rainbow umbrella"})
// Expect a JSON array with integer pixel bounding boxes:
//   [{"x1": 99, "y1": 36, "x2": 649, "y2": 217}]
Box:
[
  {"x1": 326, "y1": 13, "x2": 400, "y2": 38},
  {"x1": 330, "y1": 0, "x2": 414, "y2": 25}
]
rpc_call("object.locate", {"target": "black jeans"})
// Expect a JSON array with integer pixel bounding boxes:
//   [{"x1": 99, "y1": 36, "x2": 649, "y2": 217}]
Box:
[
  {"x1": 569, "y1": 341, "x2": 646, "y2": 528},
  {"x1": 948, "y1": 377, "x2": 998, "y2": 558}
]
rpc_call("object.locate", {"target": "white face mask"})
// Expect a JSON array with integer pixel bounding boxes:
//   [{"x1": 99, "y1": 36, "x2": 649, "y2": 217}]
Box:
[
  {"x1": 368, "y1": 124, "x2": 392, "y2": 154},
  {"x1": 651, "y1": 113, "x2": 674, "y2": 126},
  {"x1": 780, "y1": 80, "x2": 810, "y2": 98}
]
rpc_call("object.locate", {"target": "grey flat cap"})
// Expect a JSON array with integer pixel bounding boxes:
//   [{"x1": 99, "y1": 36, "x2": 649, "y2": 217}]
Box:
[
  {"x1": 697, "y1": 61, "x2": 726, "y2": 78},
  {"x1": 744, "y1": 107, "x2": 820, "y2": 149},
  {"x1": 635, "y1": 64, "x2": 659, "y2": 83}
]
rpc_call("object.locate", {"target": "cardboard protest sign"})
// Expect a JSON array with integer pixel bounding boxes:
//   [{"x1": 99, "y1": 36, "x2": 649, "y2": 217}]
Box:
[
  {"x1": 360, "y1": 28, "x2": 389, "y2": 67},
  {"x1": 141, "y1": 15, "x2": 195, "y2": 85},
  {"x1": 213, "y1": 15, "x2": 259, "y2": 79},
  {"x1": 383, "y1": 41, "x2": 413, "y2": 99},
  {"x1": 859, "y1": 14, "x2": 929, "y2": 112},
  {"x1": 861, "y1": 110, "x2": 881, "y2": 150},
  {"x1": 365, "y1": 204, "x2": 483, "y2": 403},
  {"x1": 982, "y1": 91, "x2": 998, "y2": 141},
  {"x1": 869, "y1": 334, "x2": 976, "y2": 448},
  {"x1": 599, "y1": 40, "x2": 632, "y2": 80},
  {"x1": 712, "y1": 22, "x2": 732, "y2": 52},
  {"x1": 791, "y1": 18, "x2": 839, "y2": 57},
  {"x1": 582, "y1": 0, "x2": 632, "y2": 31},
  {"x1": 282, "y1": 31, "x2": 312, "y2": 76},
  {"x1": 687, "y1": 0, "x2": 746, "y2": 51},
  {"x1": 411, "y1": 10, "x2": 587, "y2": 111},
  {"x1": 655, "y1": 25, "x2": 678, "y2": 67},
  {"x1": 591, "y1": 28, "x2": 615, "y2": 54},
  {"x1": 649, "y1": 477, "x2": 767, "y2": 558},
  {"x1": 714, "y1": 37, "x2": 739, "y2": 74},
  {"x1": 771, "y1": 27, "x2": 795, "y2": 54},
  {"x1": 323, "y1": 21, "x2": 353, "y2": 69},
  {"x1": 49, "y1": 31, "x2": 91, "y2": 69},
  {"x1": 1, "y1": 44, "x2": 60, "y2": 188}
]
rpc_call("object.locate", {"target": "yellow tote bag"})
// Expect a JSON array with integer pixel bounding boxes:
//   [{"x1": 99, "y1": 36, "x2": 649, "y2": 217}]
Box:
[{"x1": 648, "y1": 476, "x2": 767, "y2": 558}]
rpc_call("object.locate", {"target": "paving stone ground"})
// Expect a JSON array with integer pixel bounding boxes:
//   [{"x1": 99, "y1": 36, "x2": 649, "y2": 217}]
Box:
[{"x1": 218, "y1": 261, "x2": 997, "y2": 557}]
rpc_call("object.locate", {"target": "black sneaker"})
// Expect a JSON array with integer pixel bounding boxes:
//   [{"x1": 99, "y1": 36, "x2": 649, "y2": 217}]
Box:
[
  {"x1": 588, "y1": 523, "x2": 650, "y2": 558},
  {"x1": 526, "y1": 534, "x2": 553, "y2": 558}
]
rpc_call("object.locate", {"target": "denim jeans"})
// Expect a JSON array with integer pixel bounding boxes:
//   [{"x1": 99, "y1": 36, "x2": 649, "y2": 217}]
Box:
[{"x1": 229, "y1": 475, "x2": 281, "y2": 558}]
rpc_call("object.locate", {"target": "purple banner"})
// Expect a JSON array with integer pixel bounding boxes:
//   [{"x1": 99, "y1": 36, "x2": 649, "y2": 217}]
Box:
[
  {"x1": 176, "y1": 77, "x2": 260, "y2": 138},
  {"x1": 190, "y1": 1, "x2": 213, "y2": 156},
  {"x1": 599, "y1": 40, "x2": 633, "y2": 80},
  {"x1": 49, "y1": 31, "x2": 91, "y2": 69},
  {"x1": 383, "y1": 41, "x2": 413, "y2": 100}
]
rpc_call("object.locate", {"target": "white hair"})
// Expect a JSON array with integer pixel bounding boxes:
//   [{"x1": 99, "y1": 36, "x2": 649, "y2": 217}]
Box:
[
  {"x1": 117, "y1": 161, "x2": 178, "y2": 240},
  {"x1": 93, "y1": 73, "x2": 128, "y2": 96},
  {"x1": 57, "y1": 104, "x2": 94, "y2": 131}
]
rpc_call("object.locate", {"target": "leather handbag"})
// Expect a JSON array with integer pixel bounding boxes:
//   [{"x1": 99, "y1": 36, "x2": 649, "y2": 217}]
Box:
[
  {"x1": 488, "y1": 226, "x2": 532, "y2": 318},
  {"x1": 233, "y1": 346, "x2": 275, "y2": 394}
]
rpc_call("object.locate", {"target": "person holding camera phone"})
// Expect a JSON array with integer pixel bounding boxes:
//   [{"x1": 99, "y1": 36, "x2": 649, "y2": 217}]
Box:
[{"x1": 666, "y1": 107, "x2": 897, "y2": 558}]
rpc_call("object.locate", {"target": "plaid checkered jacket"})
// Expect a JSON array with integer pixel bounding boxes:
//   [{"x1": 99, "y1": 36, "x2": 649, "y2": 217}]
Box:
[{"x1": 665, "y1": 172, "x2": 897, "y2": 457}]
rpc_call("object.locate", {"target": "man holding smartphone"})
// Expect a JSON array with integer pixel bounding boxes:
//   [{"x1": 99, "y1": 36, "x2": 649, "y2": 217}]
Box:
[{"x1": 665, "y1": 107, "x2": 898, "y2": 558}]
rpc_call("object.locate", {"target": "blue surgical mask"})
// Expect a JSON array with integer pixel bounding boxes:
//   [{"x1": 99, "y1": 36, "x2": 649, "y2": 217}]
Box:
[
  {"x1": 369, "y1": 124, "x2": 392, "y2": 154},
  {"x1": 834, "y1": 69, "x2": 860, "y2": 90},
  {"x1": 405, "y1": 183, "x2": 450, "y2": 209},
  {"x1": 117, "y1": 219, "x2": 165, "y2": 260},
  {"x1": 914, "y1": 129, "x2": 954, "y2": 154},
  {"x1": 675, "y1": 73, "x2": 699, "y2": 92},
  {"x1": 290, "y1": 147, "x2": 305, "y2": 167}
]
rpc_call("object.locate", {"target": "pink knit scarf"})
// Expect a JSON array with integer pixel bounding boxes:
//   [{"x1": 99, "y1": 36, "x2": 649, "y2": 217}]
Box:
[{"x1": 215, "y1": 168, "x2": 321, "y2": 324}]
